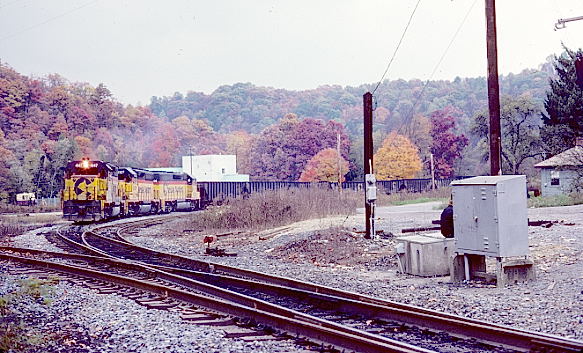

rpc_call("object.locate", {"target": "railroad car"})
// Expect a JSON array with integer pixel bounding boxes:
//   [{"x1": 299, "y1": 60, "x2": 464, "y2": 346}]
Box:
[{"x1": 63, "y1": 158, "x2": 202, "y2": 222}]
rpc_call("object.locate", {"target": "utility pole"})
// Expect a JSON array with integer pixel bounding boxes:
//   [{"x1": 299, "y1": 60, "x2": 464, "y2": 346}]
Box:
[
  {"x1": 485, "y1": 0, "x2": 502, "y2": 176},
  {"x1": 363, "y1": 92, "x2": 374, "y2": 239},
  {"x1": 337, "y1": 132, "x2": 342, "y2": 192},
  {"x1": 189, "y1": 146, "x2": 193, "y2": 179},
  {"x1": 430, "y1": 153, "x2": 435, "y2": 189}
]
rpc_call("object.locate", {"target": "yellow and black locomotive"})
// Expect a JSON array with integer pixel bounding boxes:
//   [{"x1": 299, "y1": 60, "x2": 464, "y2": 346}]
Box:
[{"x1": 63, "y1": 158, "x2": 201, "y2": 222}]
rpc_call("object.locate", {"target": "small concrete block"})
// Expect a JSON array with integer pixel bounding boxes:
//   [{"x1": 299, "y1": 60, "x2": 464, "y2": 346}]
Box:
[
  {"x1": 497, "y1": 258, "x2": 536, "y2": 287},
  {"x1": 398, "y1": 236, "x2": 454, "y2": 276}
]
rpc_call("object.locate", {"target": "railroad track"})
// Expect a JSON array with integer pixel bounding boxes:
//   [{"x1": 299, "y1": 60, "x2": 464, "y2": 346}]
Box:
[
  {"x1": 1, "y1": 246, "x2": 434, "y2": 353},
  {"x1": 42, "y1": 220, "x2": 583, "y2": 353}
]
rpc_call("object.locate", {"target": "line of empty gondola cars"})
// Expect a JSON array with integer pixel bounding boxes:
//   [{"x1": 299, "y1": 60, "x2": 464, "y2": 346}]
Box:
[{"x1": 62, "y1": 158, "x2": 202, "y2": 222}]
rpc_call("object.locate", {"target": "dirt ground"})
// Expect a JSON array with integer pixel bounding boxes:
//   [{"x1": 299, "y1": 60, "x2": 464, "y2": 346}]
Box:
[
  {"x1": 127, "y1": 203, "x2": 583, "y2": 340},
  {"x1": 135, "y1": 201, "x2": 583, "y2": 282}
]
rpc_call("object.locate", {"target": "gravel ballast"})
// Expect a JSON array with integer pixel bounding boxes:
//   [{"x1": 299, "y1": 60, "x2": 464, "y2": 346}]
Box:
[{"x1": 3, "y1": 203, "x2": 582, "y2": 351}]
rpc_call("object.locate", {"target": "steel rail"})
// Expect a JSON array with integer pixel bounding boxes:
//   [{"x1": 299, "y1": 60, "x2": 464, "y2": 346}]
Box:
[
  {"x1": 98, "y1": 225, "x2": 583, "y2": 353},
  {"x1": 0, "y1": 248, "x2": 432, "y2": 353}
]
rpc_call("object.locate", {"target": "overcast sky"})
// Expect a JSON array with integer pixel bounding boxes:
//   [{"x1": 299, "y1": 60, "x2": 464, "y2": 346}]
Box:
[{"x1": 1, "y1": 0, "x2": 582, "y2": 105}]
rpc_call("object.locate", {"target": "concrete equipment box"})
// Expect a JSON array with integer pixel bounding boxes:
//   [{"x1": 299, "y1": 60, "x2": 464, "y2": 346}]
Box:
[
  {"x1": 396, "y1": 235, "x2": 454, "y2": 276},
  {"x1": 451, "y1": 175, "x2": 528, "y2": 257}
]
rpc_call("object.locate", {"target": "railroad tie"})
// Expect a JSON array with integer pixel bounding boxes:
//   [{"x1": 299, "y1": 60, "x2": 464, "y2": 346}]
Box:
[
  {"x1": 238, "y1": 336, "x2": 280, "y2": 342},
  {"x1": 140, "y1": 301, "x2": 179, "y2": 310},
  {"x1": 96, "y1": 286, "x2": 118, "y2": 294},
  {"x1": 180, "y1": 313, "x2": 220, "y2": 322},
  {"x1": 191, "y1": 318, "x2": 236, "y2": 326},
  {"x1": 221, "y1": 327, "x2": 270, "y2": 339}
]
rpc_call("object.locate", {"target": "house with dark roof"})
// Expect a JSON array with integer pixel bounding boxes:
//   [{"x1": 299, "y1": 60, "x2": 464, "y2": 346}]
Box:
[{"x1": 534, "y1": 139, "x2": 583, "y2": 196}]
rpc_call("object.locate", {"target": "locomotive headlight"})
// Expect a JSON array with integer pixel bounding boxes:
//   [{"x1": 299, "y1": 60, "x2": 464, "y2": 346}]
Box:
[{"x1": 82, "y1": 160, "x2": 89, "y2": 169}]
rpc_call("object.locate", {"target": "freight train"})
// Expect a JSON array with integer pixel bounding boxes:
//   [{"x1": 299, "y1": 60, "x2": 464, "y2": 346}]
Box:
[{"x1": 62, "y1": 158, "x2": 202, "y2": 222}]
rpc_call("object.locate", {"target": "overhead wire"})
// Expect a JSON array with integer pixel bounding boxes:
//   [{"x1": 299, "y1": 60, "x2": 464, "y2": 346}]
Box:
[
  {"x1": 371, "y1": 0, "x2": 422, "y2": 95},
  {"x1": 0, "y1": 0, "x2": 27, "y2": 10},
  {"x1": 0, "y1": 0, "x2": 98, "y2": 42},
  {"x1": 397, "y1": 0, "x2": 478, "y2": 137}
]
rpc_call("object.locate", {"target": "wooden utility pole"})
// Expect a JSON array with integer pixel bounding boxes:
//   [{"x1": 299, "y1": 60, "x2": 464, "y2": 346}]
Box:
[
  {"x1": 337, "y1": 132, "x2": 342, "y2": 192},
  {"x1": 485, "y1": 0, "x2": 502, "y2": 176},
  {"x1": 430, "y1": 153, "x2": 435, "y2": 189},
  {"x1": 363, "y1": 92, "x2": 374, "y2": 239}
]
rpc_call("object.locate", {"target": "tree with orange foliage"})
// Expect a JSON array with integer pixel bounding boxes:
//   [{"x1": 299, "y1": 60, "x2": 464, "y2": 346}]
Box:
[
  {"x1": 298, "y1": 148, "x2": 349, "y2": 182},
  {"x1": 373, "y1": 133, "x2": 422, "y2": 180}
]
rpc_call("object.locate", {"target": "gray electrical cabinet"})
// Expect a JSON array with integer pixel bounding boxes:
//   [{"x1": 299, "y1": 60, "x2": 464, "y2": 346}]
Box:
[{"x1": 451, "y1": 175, "x2": 528, "y2": 257}]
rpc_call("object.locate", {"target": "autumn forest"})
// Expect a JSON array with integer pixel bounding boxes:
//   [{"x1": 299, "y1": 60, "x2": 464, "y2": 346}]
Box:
[{"x1": 0, "y1": 47, "x2": 581, "y2": 201}]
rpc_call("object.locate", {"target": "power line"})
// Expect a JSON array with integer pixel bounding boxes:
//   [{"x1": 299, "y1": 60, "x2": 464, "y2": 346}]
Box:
[
  {"x1": 371, "y1": 0, "x2": 422, "y2": 95},
  {"x1": 0, "y1": 0, "x2": 27, "y2": 10},
  {"x1": 0, "y1": 0, "x2": 98, "y2": 42},
  {"x1": 398, "y1": 0, "x2": 478, "y2": 136}
]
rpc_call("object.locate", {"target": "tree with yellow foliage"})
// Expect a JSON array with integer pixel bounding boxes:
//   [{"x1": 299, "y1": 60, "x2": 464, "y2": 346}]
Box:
[{"x1": 373, "y1": 133, "x2": 422, "y2": 180}]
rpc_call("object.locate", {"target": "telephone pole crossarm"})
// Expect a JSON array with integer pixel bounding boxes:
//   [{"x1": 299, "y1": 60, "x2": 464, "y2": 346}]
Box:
[{"x1": 555, "y1": 15, "x2": 583, "y2": 30}]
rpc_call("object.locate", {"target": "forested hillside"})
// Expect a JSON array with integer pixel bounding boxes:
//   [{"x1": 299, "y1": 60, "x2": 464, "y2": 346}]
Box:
[
  {"x1": 0, "y1": 54, "x2": 572, "y2": 202},
  {"x1": 150, "y1": 67, "x2": 552, "y2": 136}
]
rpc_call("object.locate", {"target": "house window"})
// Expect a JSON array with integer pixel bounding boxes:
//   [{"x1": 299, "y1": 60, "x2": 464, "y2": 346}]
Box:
[
  {"x1": 550, "y1": 170, "x2": 560, "y2": 186},
  {"x1": 221, "y1": 168, "x2": 225, "y2": 174}
]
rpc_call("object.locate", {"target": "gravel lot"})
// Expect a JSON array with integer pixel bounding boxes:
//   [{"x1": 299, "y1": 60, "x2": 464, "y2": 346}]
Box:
[{"x1": 3, "y1": 203, "x2": 582, "y2": 352}]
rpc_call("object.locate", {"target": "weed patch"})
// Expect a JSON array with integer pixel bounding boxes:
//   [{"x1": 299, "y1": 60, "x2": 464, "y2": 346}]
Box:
[
  {"x1": 0, "y1": 203, "x2": 60, "y2": 214},
  {"x1": 528, "y1": 193, "x2": 583, "y2": 208},
  {"x1": 0, "y1": 276, "x2": 59, "y2": 352},
  {"x1": 376, "y1": 187, "x2": 452, "y2": 206},
  {"x1": 178, "y1": 186, "x2": 359, "y2": 233},
  {"x1": 0, "y1": 214, "x2": 63, "y2": 240}
]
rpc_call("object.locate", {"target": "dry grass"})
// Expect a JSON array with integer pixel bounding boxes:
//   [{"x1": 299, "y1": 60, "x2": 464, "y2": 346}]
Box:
[
  {"x1": 177, "y1": 185, "x2": 360, "y2": 233},
  {"x1": 528, "y1": 192, "x2": 583, "y2": 208},
  {"x1": 376, "y1": 187, "x2": 452, "y2": 206},
  {"x1": 0, "y1": 203, "x2": 60, "y2": 214},
  {"x1": 0, "y1": 214, "x2": 64, "y2": 238}
]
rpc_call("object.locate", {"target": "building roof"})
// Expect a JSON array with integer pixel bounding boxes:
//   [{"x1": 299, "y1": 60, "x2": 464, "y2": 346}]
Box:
[
  {"x1": 451, "y1": 175, "x2": 524, "y2": 186},
  {"x1": 535, "y1": 146, "x2": 583, "y2": 168}
]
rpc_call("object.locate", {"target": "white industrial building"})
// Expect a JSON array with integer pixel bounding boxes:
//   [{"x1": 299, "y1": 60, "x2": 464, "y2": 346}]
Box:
[
  {"x1": 147, "y1": 155, "x2": 249, "y2": 182},
  {"x1": 182, "y1": 155, "x2": 249, "y2": 182}
]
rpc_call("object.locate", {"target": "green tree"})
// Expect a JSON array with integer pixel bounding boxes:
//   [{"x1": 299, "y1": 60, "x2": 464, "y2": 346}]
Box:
[
  {"x1": 542, "y1": 46, "x2": 583, "y2": 155},
  {"x1": 472, "y1": 95, "x2": 543, "y2": 174}
]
